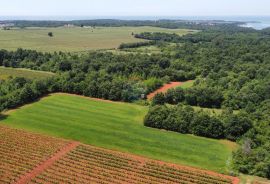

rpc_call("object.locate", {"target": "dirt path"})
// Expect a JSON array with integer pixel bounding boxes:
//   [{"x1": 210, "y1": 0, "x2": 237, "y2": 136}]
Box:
[
  {"x1": 147, "y1": 82, "x2": 183, "y2": 99},
  {"x1": 15, "y1": 141, "x2": 80, "y2": 184}
]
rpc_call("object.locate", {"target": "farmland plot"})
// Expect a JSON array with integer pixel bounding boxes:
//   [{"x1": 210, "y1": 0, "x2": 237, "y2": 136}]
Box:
[
  {"x1": 29, "y1": 144, "x2": 239, "y2": 184},
  {"x1": 0, "y1": 126, "x2": 69, "y2": 183}
]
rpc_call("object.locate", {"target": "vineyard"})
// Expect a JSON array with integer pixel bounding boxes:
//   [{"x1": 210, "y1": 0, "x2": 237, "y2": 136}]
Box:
[
  {"x1": 0, "y1": 126, "x2": 69, "y2": 183},
  {"x1": 0, "y1": 125, "x2": 240, "y2": 184},
  {"x1": 29, "y1": 144, "x2": 239, "y2": 184}
]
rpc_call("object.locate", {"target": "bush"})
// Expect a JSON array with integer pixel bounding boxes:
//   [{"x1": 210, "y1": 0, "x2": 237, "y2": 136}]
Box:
[
  {"x1": 152, "y1": 93, "x2": 165, "y2": 105},
  {"x1": 48, "y1": 32, "x2": 53, "y2": 37}
]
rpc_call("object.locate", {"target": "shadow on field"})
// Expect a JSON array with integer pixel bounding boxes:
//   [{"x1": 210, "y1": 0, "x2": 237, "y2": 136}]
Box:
[{"x1": 0, "y1": 114, "x2": 8, "y2": 121}]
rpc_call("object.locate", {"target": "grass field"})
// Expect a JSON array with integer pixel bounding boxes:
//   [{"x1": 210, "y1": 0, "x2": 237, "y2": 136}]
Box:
[
  {"x1": 0, "y1": 27, "x2": 193, "y2": 52},
  {"x1": 1, "y1": 93, "x2": 234, "y2": 173},
  {"x1": 0, "y1": 66, "x2": 55, "y2": 80},
  {"x1": 179, "y1": 80, "x2": 195, "y2": 89}
]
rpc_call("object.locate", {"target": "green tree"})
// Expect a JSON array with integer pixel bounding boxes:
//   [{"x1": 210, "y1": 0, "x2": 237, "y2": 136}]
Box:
[
  {"x1": 48, "y1": 32, "x2": 53, "y2": 37},
  {"x1": 152, "y1": 93, "x2": 166, "y2": 105}
]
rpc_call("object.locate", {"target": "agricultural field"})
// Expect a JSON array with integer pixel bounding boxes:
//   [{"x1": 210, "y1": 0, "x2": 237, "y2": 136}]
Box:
[
  {"x1": 0, "y1": 26, "x2": 193, "y2": 52},
  {"x1": 0, "y1": 66, "x2": 54, "y2": 80},
  {"x1": 0, "y1": 126, "x2": 69, "y2": 183},
  {"x1": 0, "y1": 125, "x2": 239, "y2": 184},
  {"x1": 29, "y1": 144, "x2": 238, "y2": 184},
  {"x1": 1, "y1": 93, "x2": 235, "y2": 173}
]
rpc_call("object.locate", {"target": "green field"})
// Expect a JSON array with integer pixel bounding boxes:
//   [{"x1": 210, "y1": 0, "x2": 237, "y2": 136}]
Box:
[
  {"x1": 0, "y1": 67, "x2": 55, "y2": 80},
  {"x1": 180, "y1": 80, "x2": 195, "y2": 89},
  {"x1": 0, "y1": 27, "x2": 193, "y2": 52},
  {"x1": 1, "y1": 93, "x2": 234, "y2": 173}
]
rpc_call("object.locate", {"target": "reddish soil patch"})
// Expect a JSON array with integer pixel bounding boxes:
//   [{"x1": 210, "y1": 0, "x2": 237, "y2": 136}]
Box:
[
  {"x1": 15, "y1": 141, "x2": 80, "y2": 184},
  {"x1": 147, "y1": 82, "x2": 183, "y2": 99}
]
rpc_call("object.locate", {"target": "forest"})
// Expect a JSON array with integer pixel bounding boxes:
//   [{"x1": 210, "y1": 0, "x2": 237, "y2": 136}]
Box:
[{"x1": 0, "y1": 22, "x2": 269, "y2": 179}]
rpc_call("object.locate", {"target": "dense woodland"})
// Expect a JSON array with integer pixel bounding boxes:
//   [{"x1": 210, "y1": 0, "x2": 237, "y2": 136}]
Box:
[{"x1": 0, "y1": 21, "x2": 269, "y2": 178}]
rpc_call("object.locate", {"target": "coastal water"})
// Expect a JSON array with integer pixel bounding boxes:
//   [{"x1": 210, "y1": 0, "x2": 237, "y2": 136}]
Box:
[{"x1": 0, "y1": 16, "x2": 270, "y2": 30}]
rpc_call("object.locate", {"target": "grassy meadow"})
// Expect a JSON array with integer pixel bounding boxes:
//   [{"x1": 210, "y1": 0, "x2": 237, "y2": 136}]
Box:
[
  {"x1": 1, "y1": 93, "x2": 234, "y2": 173},
  {"x1": 179, "y1": 80, "x2": 195, "y2": 89},
  {"x1": 0, "y1": 26, "x2": 193, "y2": 52},
  {"x1": 0, "y1": 66, "x2": 54, "y2": 80}
]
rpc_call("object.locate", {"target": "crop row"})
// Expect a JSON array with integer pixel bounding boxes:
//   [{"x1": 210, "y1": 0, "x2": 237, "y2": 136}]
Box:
[
  {"x1": 0, "y1": 126, "x2": 69, "y2": 184},
  {"x1": 30, "y1": 144, "x2": 236, "y2": 184}
]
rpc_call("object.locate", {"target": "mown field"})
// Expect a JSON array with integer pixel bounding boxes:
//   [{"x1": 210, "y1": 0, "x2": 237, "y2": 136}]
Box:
[
  {"x1": 0, "y1": 26, "x2": 193, "y2": 52},
  {"x1": 0, "y1": 66, "x2": 55, "y2": 80},
  {"x1": 1, "y1": 93, "x2": 234, "y2": 173}
]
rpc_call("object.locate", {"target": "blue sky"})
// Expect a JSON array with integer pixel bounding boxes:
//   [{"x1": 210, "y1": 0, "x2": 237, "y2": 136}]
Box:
[{"x1": 1, "y1": 0, "x2": 270, "y2": 16}]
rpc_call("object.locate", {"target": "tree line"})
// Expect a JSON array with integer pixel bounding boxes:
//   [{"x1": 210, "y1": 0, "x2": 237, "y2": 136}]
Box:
[{"x1": 144, "y1": 104, "x2": 252, "y2": 140}]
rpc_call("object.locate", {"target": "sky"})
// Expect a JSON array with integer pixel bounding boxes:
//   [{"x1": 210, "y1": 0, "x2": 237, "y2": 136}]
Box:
[{"x1": 0, "y1": 0, "x2": 270, "y2": 17}]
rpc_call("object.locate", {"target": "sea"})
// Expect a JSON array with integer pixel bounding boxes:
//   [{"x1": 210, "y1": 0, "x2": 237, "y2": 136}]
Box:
[{"x1": 0, "y1": 16, "x2": 270, "y2": 30}]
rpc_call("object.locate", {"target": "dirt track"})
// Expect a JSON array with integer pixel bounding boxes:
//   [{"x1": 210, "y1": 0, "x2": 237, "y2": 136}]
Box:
[
  {"x1": 147, "y1": 82, "x2": 183, "y2": 99},
  {"x1": 15, "y1": 142, "x2": 80, "y2": 184}
]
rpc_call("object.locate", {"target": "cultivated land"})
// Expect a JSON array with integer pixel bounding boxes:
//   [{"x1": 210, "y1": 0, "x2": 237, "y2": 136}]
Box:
[
  {"x1": 0, "y1": 66, "x2": 55, "y2": 80},
  {"x1": 30, "y1": 144, "x2": 238, "y2": 184},
  {"x1": 1, "y1": 93, "x2": 234, "y2": 173},
  {"x1": 0, "y1": 27, "x2": 193, "y2": 52},
  {"x1": 0, "y1": 126, "x2": 239, "y2": 184},
  {"x1": 0, "y1": 126, "x2": 69, "y2": 183}
]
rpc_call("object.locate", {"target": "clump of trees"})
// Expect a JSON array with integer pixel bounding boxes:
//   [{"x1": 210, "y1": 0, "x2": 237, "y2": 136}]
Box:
[
  {"x1": 135, "y1": 32, "x2": 183, "y2": 42},
  {"x1": 232, "y1": 101, "x2": 270, "y2": 178},
  {"x1": 144, "y1": 104, "x2": 252, "y2": 140},
  {"x1": 152, "y1": 86, "x2": 224, "y2": 108},
  {"x1": 48, "y1": 32, "x2": 53, "y2": 37},
  {"x1": 118, "y1": 41, "x2": 155, "y2": 49}
]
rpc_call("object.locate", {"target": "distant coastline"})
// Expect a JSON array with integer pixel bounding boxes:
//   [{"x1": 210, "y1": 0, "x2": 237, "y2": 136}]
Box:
[{"x1": 0, "y1": 15, "x2": 270, "y2": 30}]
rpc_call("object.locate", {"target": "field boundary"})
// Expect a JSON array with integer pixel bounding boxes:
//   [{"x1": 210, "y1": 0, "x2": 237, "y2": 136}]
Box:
[{"x1": 15, "y1": 141, "x2": 80, "y2": 184}]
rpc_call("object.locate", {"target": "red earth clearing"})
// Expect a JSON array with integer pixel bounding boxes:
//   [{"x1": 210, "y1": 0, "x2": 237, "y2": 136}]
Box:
[{"x1": 147, "y1": 81, "x2": 192, "y2": 100}]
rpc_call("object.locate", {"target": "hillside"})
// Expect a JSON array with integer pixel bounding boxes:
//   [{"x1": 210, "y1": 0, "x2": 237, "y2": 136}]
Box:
[{"x1": 2, "y1": 93, "x2": 234, "y2": 173}]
